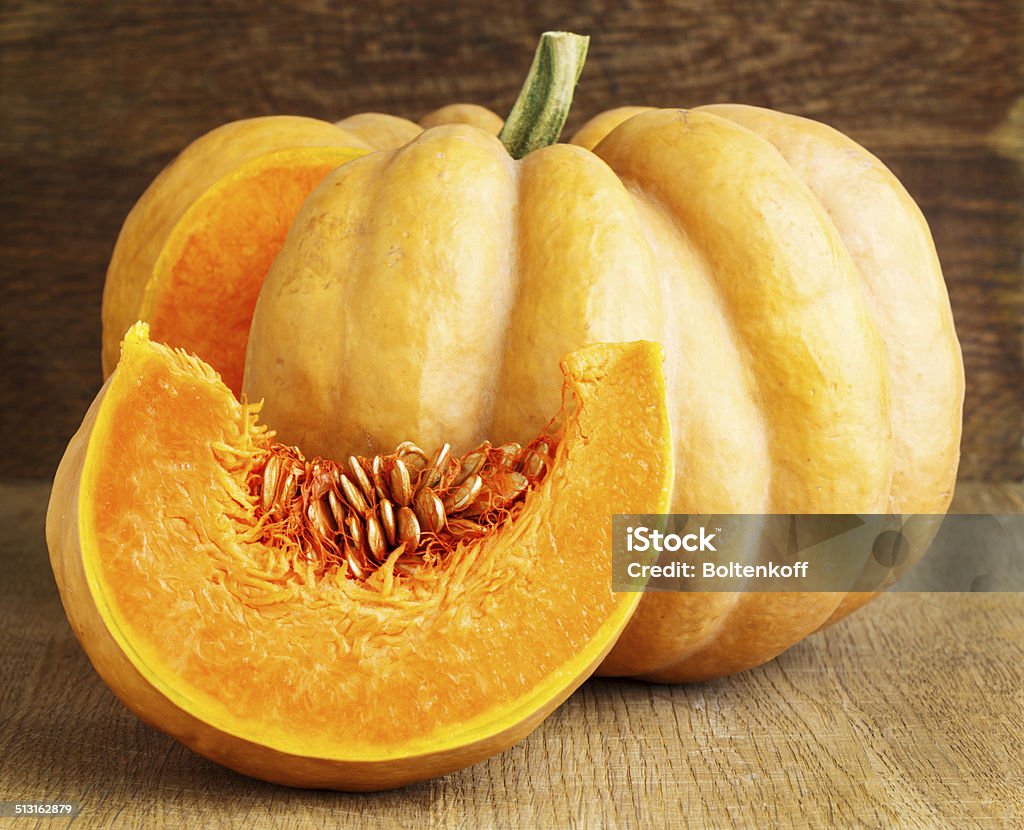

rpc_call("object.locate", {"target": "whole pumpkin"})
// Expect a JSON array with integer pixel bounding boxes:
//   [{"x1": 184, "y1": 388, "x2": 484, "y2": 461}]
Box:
[{"x1": 240, "y1": 32, "x2": 964, "y2": 682}]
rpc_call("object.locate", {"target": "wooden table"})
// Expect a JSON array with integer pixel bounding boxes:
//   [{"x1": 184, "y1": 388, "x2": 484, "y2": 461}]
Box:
[{"x1": 2, "y1": 482, "x2": 1021, "y2": 828}]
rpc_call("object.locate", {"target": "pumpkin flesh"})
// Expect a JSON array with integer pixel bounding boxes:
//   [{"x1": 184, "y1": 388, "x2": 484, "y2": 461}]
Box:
[{"x1": 48, "y1": 326, "x2": 673, "y2": 788}]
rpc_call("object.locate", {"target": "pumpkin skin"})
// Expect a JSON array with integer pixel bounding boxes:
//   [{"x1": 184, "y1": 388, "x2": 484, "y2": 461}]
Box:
[
  {"x1": 47, "y1": 326, "x2": 673, "y2": 789},
  {"x1": 244, "y1": 104, "x2": 964, "y2": 682},
  {"x1": 336, "y1": 103, "x2": 504, "y2": 148}
]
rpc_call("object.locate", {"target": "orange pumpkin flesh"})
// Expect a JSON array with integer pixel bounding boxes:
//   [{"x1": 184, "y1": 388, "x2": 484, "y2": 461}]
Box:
[{"x1": 47, "y1": 326, "x2": 672, "y2": 789}]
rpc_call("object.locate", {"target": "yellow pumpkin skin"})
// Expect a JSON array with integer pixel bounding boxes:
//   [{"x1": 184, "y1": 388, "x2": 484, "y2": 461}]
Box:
[
  {"x1": 47, "y1": 327, "x2": 673, "y2": 789},
  {"x1": 336, "y1": 103, "x2": 504, "y2": 150},
  {"x1": 244, "y1": 105, "x2": 963, "y2": 682},
  {"x1": 574, "y1": 106, "x2": 963, "y2": 679}
]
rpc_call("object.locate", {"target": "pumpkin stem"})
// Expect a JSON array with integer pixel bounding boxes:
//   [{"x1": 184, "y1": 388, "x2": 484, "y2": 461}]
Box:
[{"x1": 499, "y1": 31, "x2": 589, "y2": 159}]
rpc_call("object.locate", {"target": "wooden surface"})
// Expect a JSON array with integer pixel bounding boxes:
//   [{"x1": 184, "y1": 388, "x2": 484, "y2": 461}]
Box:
[
  {"x1": 1, "y1": 481, "x2": 1021, "y2": 829},
  {"x1": 1, "y1": 0, "x2": 1022, "y2": 481}
]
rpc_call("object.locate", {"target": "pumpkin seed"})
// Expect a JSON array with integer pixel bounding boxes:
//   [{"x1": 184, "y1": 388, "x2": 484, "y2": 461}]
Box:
[
  {"x1": 347, "y1": 455, "x2": 375, "y2": 503},
  {"x1": 339, "y1": 473, "x2": 369, "y2": 515},
  {"x1": 370, "y1": 456, "x2": 389, "y2": 501},
  {"x1": 495, "y1": 442, "x2": 522, "y2": 468},
  {"x1": 276, "y1": 470, "x2": 299, "y2": 518},
  {"x1": 443, "y1": 474, "x2": 483, "y2": 513},
  {"x1": 389, "y1": 458, "x2": 413, "y2": 506},
  {"x1": 327, "y1": 489, "x2": 346, "y2": 529},
  {"x1": 414, "y1": 489, "x2": 446, "y2": 534},
  {"x1": 345, "y1": 515, "x2": 364, "y2": 553},
  {"x1": 420, "y1": 443, "x2": 451, "y2": 491},
  {"x1": 521, "y1": 442, "x2": 550, "y2": 478},
  {"x1": 379, "y1": 499, "x2": 397, "y2": 547},
  {"x1": 307, "y1": 497, "x2": 335, "y2": 541},
  {"x1": 305, "y1": 461, "x2": 329, "y2": 500},
  {"x1": 396, "y1": 441, "x2": 429, "y2": 470},
  {"x1": 494, "y1": 470, "x2": 529, "y2": 501},
  {"x1": 396, "y1": 506, "x2": 421, "y2": 548},
  {"x1": 260, "y1": 455, "x2": 282, "y2": 513},
  {"x1": 454, "y1": 442, "x2": 490, "y2": 485},
  {"x1": 446, "y1": 518, "x2": 485, "y2": 536},
  {"x1": 345, "y1": 548, "x2": 365, "y2": 580},
  {"x1": 365, "y1": 514, "x2": 386, "y2": 563}
]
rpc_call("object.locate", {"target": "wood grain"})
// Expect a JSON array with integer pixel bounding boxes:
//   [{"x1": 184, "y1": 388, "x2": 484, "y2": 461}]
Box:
[
  {"x1": 1, "y1": 481, "x2": 1021, "y2": 828},
  {"x1": 1, "y1": 0, "x2": 1022, "y2": 480}
]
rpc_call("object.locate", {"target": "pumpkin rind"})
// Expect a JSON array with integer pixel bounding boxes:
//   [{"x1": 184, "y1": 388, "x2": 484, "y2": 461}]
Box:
[
  {"x1": 47, "y1": 325, "x2": 673, "y2": 789},
  {"x1": 419, "y1": 103, "x2": 504, "y2": 134}
]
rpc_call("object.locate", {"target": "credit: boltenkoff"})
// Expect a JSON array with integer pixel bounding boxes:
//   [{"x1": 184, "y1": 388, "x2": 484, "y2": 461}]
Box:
[
  {"x1": 612, "y1": 513, "x2": 1024, "y2": 593},
  {"x1": 626, "y1": 559, "x2": 810, "y2": 580}
]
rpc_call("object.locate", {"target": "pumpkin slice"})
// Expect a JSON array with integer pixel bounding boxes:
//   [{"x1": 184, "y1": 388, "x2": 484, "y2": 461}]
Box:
[
  {"x1": 47, "y1": 325, "x2": 672, "y2": 790},
  {"x1": 102, "y1": 116, "x2": 370, "y2": 393}
]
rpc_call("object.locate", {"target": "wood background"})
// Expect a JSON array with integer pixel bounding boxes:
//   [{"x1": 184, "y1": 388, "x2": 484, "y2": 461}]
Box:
[
  {"x1": 1, "y1": 0, "x2": 1022, "y2": 481},
  {"x1": 2, "y1": 4, "x2": 1023, "y2": 821},
  {"x1": 2, "y1": 482, "x2": 1021, "y2": 828}
]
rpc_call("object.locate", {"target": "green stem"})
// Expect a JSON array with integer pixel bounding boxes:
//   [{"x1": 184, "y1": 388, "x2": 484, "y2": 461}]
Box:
[{"x1": 499, "y1": 31, "x2": 590, "y2": 159}]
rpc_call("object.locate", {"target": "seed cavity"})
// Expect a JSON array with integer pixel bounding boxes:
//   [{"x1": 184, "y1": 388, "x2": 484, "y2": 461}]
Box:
[{"x1": 251, "y1": 435, "x2": 556, "y2": 582}]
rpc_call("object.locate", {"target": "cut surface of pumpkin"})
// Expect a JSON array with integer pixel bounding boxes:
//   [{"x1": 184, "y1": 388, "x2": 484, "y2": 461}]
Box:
[{"x1": 47, "y1": 325, "x2": 672, "y2": 789}]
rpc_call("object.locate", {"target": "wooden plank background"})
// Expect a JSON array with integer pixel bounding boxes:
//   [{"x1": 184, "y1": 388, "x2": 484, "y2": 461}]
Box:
[{"x1": 1, "y1": 0, "x2": 1022, "y2": 480}]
